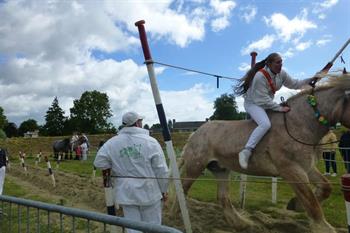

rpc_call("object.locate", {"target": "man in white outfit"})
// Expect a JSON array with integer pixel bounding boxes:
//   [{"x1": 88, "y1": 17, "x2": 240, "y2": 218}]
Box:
[
  {"x1": 0, "y1": 148, "x2": 7, "y2": 195},
  {"x1": 94, "y1": 111, "x2": 169, "y2": 233}
]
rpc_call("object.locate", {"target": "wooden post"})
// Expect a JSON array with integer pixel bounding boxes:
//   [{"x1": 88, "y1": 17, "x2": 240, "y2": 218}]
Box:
[{"x1": 272, "y1": 177, "x2": 277, "y2": 204}]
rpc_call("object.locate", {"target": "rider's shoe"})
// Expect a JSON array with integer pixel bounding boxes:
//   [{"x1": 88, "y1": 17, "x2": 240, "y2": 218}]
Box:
[{"x1": 239, "y1": 148, "x2": 251, "y2": 169}]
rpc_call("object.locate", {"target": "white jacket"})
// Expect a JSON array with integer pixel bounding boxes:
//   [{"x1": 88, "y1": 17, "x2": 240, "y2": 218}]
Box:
[
  {"x1": 244, "y1": 66, "x2": 311, "y2": 111},
  {"x1": 94, "y1": 127, "x2": 169, "y2": 206}
]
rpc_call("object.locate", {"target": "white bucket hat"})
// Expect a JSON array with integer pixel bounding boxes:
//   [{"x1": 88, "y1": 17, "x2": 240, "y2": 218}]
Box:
[{"x1": 122, "y1": 111, "x2": 144, "y2": 126}]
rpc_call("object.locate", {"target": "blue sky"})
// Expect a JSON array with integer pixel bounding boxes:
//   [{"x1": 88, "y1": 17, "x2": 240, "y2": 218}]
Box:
[{"x1": 0, "y1": 0, "x2": 349, "y2": 128}]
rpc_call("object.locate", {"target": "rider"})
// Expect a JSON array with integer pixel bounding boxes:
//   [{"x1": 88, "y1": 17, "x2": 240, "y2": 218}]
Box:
[{"x1": 234, "y1": 52, "x2": 318, "y2": 169}]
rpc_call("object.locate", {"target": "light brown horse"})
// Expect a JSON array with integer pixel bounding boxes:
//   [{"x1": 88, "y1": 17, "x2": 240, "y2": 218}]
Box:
[{"x1": 179, "y1": 74, "x2": 350, "y2": 233}]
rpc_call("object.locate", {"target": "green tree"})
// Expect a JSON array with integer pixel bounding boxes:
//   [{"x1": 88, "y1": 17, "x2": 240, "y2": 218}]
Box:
[
  {"x1": 210, "y1": 93, "x2": 244, "y2": 120},
  {"x1": 43, "y1": 97, "x2": 66, "y2": 136},
  {"x1": 18, "y1": 119, "x2": 39, "y2": 136},
  {"x1": 70, "y1": 90, "x2": 113, "y2": 134},
  {"x1": 4, "y1": 122, "x2": 18, "y2": 138},
  {"x1": 0, "y1": 106, "x2": 8, "y2": 129},
  {"x1": 0, "y1": 129, "x2": 6, "y2": 139}
]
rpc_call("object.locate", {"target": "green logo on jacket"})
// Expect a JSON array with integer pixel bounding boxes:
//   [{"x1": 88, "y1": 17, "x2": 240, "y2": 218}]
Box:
[{"x1": 119, "y1": 144, "x2": 142, "y2": 159}]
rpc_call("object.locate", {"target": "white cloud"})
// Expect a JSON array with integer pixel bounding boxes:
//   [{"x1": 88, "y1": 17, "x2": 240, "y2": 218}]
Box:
[
  {"x1": 210, "y1": 0, "x2": 236, "y2": 15},
  {"x1": 238, "y1": 62, "x2": 251, "y2": 72},
  {"x1": 209, "y1": 0, "x2": 236, "y2": 32},
  {"x1": 295, "y1": 41, "x2": 312, "y2": 51},
  {"x1": 312, "y1": 0, "x2": 339, "y2": 18},
  {"x1": 239, "y1": 5, "x2": 257, "y2": 23},
  {"x1": 281, "y1": 48, "x2": 295, "y2": 58},
  {"x1": 316, "y1": 35, "x2": 332, "y2": 46},
  {"x1": 0, "y1": 0, "x2": 223, "y2": 126},
  {"x1": 241, "y1": 35, "x2": 275, "y2": 55},
  {"x1": 263, "y1": 9, "x2": 317, "y2": 42}
]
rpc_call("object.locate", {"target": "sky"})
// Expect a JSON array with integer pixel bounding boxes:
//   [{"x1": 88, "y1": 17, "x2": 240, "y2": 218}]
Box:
[{"x1": 0, "y1": 0, "x2": 349, "y2": 128}]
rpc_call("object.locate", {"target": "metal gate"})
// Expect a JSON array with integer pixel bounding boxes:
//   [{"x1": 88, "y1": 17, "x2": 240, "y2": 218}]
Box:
[{"x1": 0, "y1": 195, "x2": 182, "y2": 233}]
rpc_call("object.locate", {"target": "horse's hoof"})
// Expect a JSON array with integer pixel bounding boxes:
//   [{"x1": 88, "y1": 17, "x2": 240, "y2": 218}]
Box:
[{"x1": 310, "y1": 220, "x2": 337, "y2": 233}]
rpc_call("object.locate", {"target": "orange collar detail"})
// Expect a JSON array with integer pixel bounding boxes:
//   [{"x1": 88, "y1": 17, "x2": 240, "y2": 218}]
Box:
[{"x1": 259, "y1": 68, "x2": 276, "y2": 94}]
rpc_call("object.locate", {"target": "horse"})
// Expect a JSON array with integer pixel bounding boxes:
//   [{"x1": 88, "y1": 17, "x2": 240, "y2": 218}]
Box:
[
  {"x1": 53, "y1": 137, "x2": 84, "y2": 160},
  {"x1": 178, "y1": 74, "x2": 350, "y2": 233}
]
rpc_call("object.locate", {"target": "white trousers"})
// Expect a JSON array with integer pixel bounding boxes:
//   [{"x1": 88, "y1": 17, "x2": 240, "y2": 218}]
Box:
[
  {"x1": 121, "y1": 200, "x2": 162, "y2": 233},
  {"x1": 244, "y1": 102, "x2": 271, "y2": 149},
  {"x1": 0, "y1": 166, "x2": 6, "y2": 195}
]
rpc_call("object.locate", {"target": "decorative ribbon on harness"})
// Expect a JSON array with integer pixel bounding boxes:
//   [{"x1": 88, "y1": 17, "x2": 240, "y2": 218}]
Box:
[
  {"x1": 259, "y1": 68, "x2": 276, "y2": 94},
  {"x1": 307, "y1": 91, "x2": 329, "y2": 126}
]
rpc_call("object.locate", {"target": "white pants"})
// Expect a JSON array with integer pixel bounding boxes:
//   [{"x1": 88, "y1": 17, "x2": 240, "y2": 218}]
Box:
[
  {"x1": 0, "y1": 166, "x2": 5, "y2": 195},
  {"x1": 121, "y1": 200, "x2": 162, "y2": 233},
  {"x1": 244, "y1": 102, "x2": 271, "y2": 149}
]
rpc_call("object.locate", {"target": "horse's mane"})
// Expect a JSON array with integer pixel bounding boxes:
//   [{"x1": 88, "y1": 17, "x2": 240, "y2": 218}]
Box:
[{"x1": 288, "y1": 73, "x2": 350, "y2": 101}]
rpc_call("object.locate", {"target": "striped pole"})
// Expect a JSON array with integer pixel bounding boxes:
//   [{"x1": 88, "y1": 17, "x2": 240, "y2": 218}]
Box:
[
  {"x1": 19, "y1": 152, "x2": 27, "y2": 174},
  {"x1": 135, "y1": 20, "x2": 192, "y2": 233},
  {"x1": 341, "y1": 174, "x2": 350, "y2": 233},
  {"x1": 92, "y1": 166, "x2": 96, "y2": 179},
  {"x1": 102, "y1": 169, "x2": 119, "y2": 232},
  {"x1": 6, "y1": 154, "x2": 10, "y2": 171},
  {"x1": 56, "y1": 155, "x2": 61, "y2": 169},
  {"x1": 103, "y1": 169, "x2": 116, "y2": 215},
  {"x1": 35, "y1": 151, "x2": 42, "y2": 167},
  {"x1": 44, "y1": 156, "x2": 56, "y2": 187}
]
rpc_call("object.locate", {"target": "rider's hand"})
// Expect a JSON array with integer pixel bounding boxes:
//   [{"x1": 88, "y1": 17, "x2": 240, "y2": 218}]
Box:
[{"x1": 281, "y1": 106, "x2": 291, "y2": 112}]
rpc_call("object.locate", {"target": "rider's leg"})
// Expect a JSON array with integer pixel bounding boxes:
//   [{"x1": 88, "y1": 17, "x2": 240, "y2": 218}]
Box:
[{"x1": 239, "y1": 103, "x2": 271, "y2": 169}]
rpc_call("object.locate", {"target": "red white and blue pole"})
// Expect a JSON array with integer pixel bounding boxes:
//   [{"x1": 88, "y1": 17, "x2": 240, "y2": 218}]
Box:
[{"x1": 135, "y1": 20, "x2": 192, "y2": 233}]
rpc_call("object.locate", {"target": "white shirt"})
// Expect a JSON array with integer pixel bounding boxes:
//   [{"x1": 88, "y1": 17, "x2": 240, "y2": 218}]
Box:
[
  {"x1": 244, "y1": 66, "x2": 311, "y2": 111},
  {"x1": 94, "y1": 127, "x2": 169, "y2": 206}
]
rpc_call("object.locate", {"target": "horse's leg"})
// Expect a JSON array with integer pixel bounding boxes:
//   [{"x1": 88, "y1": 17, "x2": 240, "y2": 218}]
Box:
[
  {"x1": 287, "y1": 167, "x2": 332, "y2": 211},
  {"x1": 210, "y1": 166, "x2": 251, "y2": 230},
  {"x1": 170, "y1": 149, "x2": 207, "y2": 216},
  {"x1": 308, "y1": 167, "x2": 332, "y2": 202},
  {"x1": 280, "y1": 164, "x2": 336, "y2": 233}
]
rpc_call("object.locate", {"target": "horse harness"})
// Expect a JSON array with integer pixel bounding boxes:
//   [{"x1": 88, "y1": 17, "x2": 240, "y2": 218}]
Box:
[{"x1": 282, "y1": 86, "x2": 350, "y2": 147}]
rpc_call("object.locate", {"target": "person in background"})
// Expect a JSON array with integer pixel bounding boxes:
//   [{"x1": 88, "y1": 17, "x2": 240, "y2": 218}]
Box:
[
  {"x1": 81, "y1": 133, "x2": 90, "y2": 154},
  {"x1": 339, "y1": 129, "x2": 350, "y2": 173},
  {"x1": 320, "y1": 128, "x2": 337, "y2": 176},
  {"x1": 81, "y1": 142, "x2": 88, "y2": 161},
  {"x1": 94, "y1": 111, "x2": 169, "y2": 233},
  {"x1": 75, "y1": 145, "x2": 82, "y2": 160},
  {"x1": 0, "y1": 148, "x2": 7, "y2": 195},
  {"x1": 234, "y1": 52, "x2": 318, "y2": 169}
]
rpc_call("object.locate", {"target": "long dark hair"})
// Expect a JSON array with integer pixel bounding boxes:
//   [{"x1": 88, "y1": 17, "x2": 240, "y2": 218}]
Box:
[{"x1": 234, "y1": 53, "x2": 280, "y2": 96}]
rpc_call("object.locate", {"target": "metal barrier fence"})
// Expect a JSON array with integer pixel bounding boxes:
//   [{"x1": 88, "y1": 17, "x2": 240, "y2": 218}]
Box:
[{"x1": 0, "y1": 195, "x2": 182, "y2": 233}]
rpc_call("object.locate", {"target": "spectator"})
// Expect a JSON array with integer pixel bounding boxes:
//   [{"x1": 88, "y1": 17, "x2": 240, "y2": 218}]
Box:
[
  {"x1": 320, "y1": 128, "x2": 337, "y2": 176},
  {"x1": 94, "y1": 111, "x2": 169, "y2": 233},
  {"x1": 339, "y1": 129, "x2": 350, "y2": 173},
  {"x1": 81, "y1": 142, "x2": 88, "y2": 161},
  {"x1": 0, "y1": 148, "x2": 7, "y2": 195}
]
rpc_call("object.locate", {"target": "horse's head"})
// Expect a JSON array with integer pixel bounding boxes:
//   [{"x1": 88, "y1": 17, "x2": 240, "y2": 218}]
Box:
[
  {"x1": 326, "y1": 74, "x2": 350, "y2": 128},
  {"x1": 285, "y1": 73, "x2": 350, "y2": 142}
]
